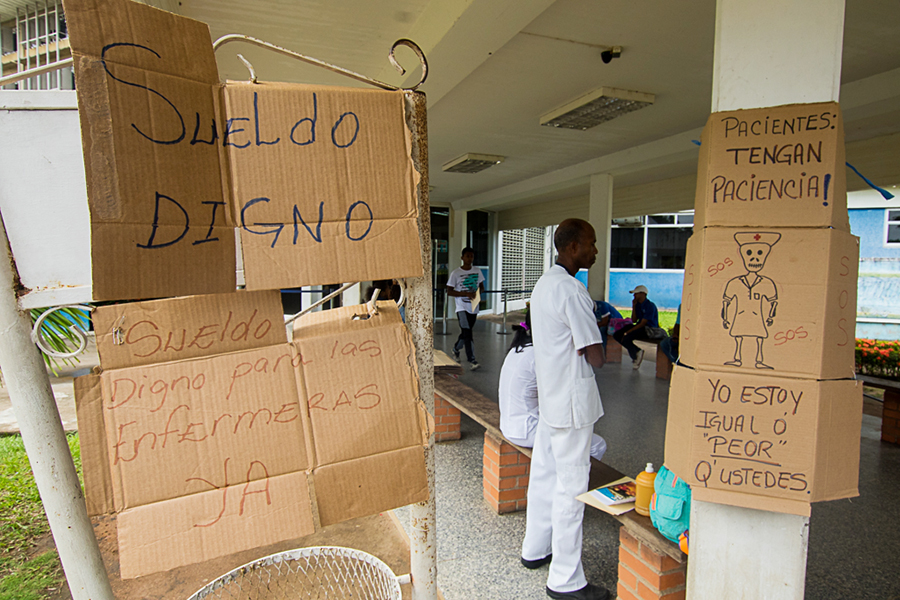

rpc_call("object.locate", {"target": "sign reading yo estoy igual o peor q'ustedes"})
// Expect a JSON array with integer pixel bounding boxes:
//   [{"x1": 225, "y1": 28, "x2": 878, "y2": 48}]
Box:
[
  {"x1": 664, "y1": 366, "x2": 862, "y2": 517},
  {"x1": 62, "y1": 0, "x2": 423, "y2": 302},
  {"x1": 693, "y1": 101, "x2": 849, "y2": 231}
]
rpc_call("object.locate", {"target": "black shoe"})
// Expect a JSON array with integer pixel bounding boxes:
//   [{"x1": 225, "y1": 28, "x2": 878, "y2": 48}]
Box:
[
  {"x1": 521, "y1": 554, "x2": 552, "y2": 569},
  {"x1": 546, "y1": 583, "x2": 610, "y2": 600}
]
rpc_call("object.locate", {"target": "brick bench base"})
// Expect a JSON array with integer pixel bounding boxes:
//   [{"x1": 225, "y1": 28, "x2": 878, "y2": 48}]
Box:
[
  {"x1": 656, "y1": 345, "x2": 673, "y2": 380},
  {"x1": 882, "y1": 388, "x2": 900, "y2": 444},
  {"x1": 605, "y1": 339, "x2": 623, "y2": 363},
  {"x1": 434, "y1": 393, "x2": 461, "y2": 442},
  {"x1": 483, "y1": 433, "x2": 530, "y2": 513},
  {"x1": 617, "y1": 528, "x2": 687, "y2": 600}
]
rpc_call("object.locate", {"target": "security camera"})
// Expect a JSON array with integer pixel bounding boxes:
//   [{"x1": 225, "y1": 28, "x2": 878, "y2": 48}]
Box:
[{"x1": 601, "y1": 46, "x2": 622, "y2": 64}]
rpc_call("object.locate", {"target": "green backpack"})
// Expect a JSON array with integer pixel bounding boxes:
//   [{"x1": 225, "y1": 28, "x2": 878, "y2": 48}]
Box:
[{"x1": 649, "y1": 465, "x2": 691, "y2": 543}]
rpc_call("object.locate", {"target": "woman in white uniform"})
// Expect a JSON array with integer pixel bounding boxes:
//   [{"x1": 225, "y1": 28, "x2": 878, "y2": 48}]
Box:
[{"x1": 498, "y1": 312, "x2": 607, "y2": 461}]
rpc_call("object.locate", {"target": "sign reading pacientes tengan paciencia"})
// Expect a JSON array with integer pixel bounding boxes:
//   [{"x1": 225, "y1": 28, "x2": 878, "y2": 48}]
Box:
[
  {"x1": 693, "y1": 101, "x2": 849, "y2": 231},
  {"x1": 64, "y1": 0, "x2": 423, "y2": 302}
]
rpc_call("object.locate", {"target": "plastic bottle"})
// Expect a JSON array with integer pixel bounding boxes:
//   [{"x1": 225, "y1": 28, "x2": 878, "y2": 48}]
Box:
[{"x1": 634, "y1": 463, "x2": 657, "y2": 516}]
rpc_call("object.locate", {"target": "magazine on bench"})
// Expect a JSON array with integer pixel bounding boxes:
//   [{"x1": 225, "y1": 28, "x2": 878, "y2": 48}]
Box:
[{"x1": 576, "y1": 476, "x2": 636, "y2": 516}]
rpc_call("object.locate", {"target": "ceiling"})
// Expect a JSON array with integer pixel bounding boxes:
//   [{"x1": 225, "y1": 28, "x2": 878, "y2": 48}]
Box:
[{"x1": 6, "y1": 0, "x2": 900, "y2": 214}]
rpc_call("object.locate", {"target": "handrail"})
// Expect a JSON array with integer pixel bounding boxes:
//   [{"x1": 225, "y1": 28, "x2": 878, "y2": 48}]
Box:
[{"x1": 0, "y1": 57, "x2": 73, "y2": 87}]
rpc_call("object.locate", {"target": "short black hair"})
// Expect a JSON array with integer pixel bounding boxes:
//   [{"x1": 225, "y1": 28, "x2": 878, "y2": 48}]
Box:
[
  {"x1": 462, "y1": 247, "x2": 475, "y2": 256},
  {"x1": 554, "y1": 219, "x2": 589, "y2": 252}
]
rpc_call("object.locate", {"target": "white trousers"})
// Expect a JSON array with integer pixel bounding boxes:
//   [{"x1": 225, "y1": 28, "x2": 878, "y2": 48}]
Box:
[
  {"x1": 521, "y1": 418, "x2": 594, "y2": 593},
  {"x1": 504, "y1": 429, "x2": 607, "y2": 463}
]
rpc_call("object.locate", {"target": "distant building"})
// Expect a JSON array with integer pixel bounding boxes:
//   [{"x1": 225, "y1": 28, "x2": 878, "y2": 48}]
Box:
[{"x1": 849, "y1": 188, "x2": 900, "y2": 340}]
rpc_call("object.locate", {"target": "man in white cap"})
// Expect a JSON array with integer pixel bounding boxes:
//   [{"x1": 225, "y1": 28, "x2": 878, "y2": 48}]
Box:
[
  {"x1": 722, "y1": 232, "x2": 781, "y2": 369},
  {"x1": 612, "y1": 284, "x2": 659, "y2": 370}
]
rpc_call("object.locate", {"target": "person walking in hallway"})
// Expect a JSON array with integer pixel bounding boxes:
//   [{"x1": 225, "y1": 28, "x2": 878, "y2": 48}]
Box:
[
  {"x1": 521, "y1": 218, "x2": 610, "y2": 600},
  {"x1": 446, "y1": 247, "x2": 485, "y2": 370}
]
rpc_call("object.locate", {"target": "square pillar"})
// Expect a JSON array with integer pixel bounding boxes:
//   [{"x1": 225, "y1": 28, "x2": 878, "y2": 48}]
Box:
[{"x1": 588, "y1": 173, "x2": 613, "y2": 301}]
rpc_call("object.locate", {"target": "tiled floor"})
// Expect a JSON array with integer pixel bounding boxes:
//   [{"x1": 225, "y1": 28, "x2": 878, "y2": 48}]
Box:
[{"x1": 411, "y1": 315, "x2": 900, "y2": 600}]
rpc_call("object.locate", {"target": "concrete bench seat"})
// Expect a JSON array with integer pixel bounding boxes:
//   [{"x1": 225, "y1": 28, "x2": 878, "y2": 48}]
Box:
[
  {"x1": 608, "y1": 337, "x2": 674, "y2": 381},
  {"x1": 432, "y1": 372, "x2": 686, "y2": 600},
  {"x1": 858, "y1": 374, "x2": 900, "y2": 445}
]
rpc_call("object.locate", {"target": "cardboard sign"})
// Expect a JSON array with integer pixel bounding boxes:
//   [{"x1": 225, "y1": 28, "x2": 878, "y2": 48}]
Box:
[
  {"x1": 63, "y1": 0, "x2": 422, "y2": 302},
  {"x1": 221, "y1": 82, "x2": 421, "y2": 290},
  {"x1": 679, "y1": 227, "x2": 859, "y2": 380},
  {"x1": 693, "y1": 102, "x2": 849, "y2": 231},
  {"x1": 664, "y1": 366, "x2": 862, "y2": 516},
  {"x1": 76, "y1": 291, "x2": 428, "y2": 578}
]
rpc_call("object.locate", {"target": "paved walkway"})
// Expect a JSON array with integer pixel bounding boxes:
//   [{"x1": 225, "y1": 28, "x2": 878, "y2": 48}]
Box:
[
  {"x1": 422, "y1": 315, "x2": 900, "y2": 600},
  {"x1": 0, "y1": 335, "x2": 97, "y2": 434}
]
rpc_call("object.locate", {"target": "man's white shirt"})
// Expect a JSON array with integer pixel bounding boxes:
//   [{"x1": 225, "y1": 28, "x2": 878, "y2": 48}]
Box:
[
  {"x1": 530, "y1": 264, "x2": 604, "y2": 429},
  {"x1": 447, "y1": 267, "x2": 485, "y2": 314}
]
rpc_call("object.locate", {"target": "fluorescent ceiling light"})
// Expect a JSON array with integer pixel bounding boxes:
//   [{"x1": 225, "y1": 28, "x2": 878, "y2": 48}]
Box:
[
  {"x1": 540, "y1": 87, "x2": 655, "y2": 131},
  {"x1": 442, "y1": 153, "x2": 506, "y2": 174}
]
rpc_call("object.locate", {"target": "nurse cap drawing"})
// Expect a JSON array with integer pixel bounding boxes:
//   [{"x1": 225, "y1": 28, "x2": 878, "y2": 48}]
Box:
[{"x1": 722, "y1": 232, "x2": 782, "y2": 369}]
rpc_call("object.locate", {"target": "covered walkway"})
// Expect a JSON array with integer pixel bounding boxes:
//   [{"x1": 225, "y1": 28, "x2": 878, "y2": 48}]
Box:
[{"x1": 394, "y1": 316, "x2": 900, "y2": 599}]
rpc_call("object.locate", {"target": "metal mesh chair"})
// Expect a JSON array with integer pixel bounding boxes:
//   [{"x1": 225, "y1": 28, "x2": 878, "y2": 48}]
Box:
[{"x1": 187, "y1": 546, "x2": 408, "y2": 600}]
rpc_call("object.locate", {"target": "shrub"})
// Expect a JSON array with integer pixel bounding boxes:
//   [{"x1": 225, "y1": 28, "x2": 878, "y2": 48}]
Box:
[{"x1": 855, "y1": 338, "x2": 900, "y2": 381}]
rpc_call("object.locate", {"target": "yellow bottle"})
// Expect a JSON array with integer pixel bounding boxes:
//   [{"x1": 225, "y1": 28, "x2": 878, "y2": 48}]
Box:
[{"x1": 634, "y1": 463, "x2": 657, "y2": 516}]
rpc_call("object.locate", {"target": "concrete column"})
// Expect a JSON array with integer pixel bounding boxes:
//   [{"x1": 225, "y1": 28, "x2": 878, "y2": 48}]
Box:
[
  {"x1": 588, "y1": 173, "x2": 613, "y2": 301},
  {"x1": 688, "y1": 2, "x2": 845, "y2": 599},
  {"x1": 449, "y1": 206, "x2": 467, "y2": 270}
]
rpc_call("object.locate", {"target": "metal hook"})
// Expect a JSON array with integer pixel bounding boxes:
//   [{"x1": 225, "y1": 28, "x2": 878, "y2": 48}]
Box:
[
  {"x1": 389, "y1": 39, "x2": 428, "y2": 87},
  {"x1": 213, "y1": 34, "x2": 428, "y2": 91},
  {"x1": 353, "y1": 288, "x2": 381, "y2": 320},
  {"x1": 111, "y1": 315, "x2": 126, "y2": 346},
  {"x1": 236, "y1": 53, "x2": 258, "y2": 84},
  {"x1": 396, "y1": 279, "x2": 407, "y2": 308},
  {"x1": 31, "y1": 305, "x2": 92, "y2": 360}
]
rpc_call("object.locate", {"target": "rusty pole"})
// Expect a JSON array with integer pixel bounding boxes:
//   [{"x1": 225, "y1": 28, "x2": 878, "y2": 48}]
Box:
[{"x1": 404, "y1": 90, "x2": 437, "y2": 600}]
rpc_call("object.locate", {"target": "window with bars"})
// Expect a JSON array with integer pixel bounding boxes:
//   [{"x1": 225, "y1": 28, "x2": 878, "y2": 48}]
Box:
[
  {"x1": 501, "y1": 227, "x2": 545, "y2": 301},
  {"x1": 611, "y1": 212, "x2": 693, "y2": 269},
  {"x1": 886, "y1": 209, "x2": 900, "y2": 246},
  {"x1": 1, "y1": 0, "x2": 74, "y2": 90}
]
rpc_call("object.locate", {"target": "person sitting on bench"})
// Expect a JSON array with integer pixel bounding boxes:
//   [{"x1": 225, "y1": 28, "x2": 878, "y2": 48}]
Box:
[
  {"x1": 612, "y1": 284, "x2": 659, "y2": 370},
  {"x1": 498, "y1": 310, "x2": 607, "y2": 461}
]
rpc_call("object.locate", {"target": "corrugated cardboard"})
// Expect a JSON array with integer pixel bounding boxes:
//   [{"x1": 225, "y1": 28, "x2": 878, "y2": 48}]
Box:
[
  {"x1": 221, "y1": 82, "x2": 422, "y2": 290},
  {"x1": 64, "y1": 0, "x2": 235, "y2": 301},
  {"x1": 693, "y1": 102, "x2": 849, "y2": 231},
  {"x1": 92, "y1": 290, "x2": 286, "y2": 369},
  {"x1": 62, "y1": 0, "x2": 423, "y2": 302},
  {"x1": 75, "y1": 293, "x2": 427, "y2": 578},
  {"x1": 664, "y1": 365, "x2": 862, "y2": 516},
  {"x1": 679, "y1": 227, "x2": 859, "y2": 380}
]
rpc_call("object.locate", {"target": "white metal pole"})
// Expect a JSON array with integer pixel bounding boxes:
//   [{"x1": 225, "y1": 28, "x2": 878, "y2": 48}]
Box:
[
  {"x1": 0, "y1": 212, "x2": 115, "y2": 600},
  {"x1": 405, "y1": 91, "x2": 438, "y2": 600}
]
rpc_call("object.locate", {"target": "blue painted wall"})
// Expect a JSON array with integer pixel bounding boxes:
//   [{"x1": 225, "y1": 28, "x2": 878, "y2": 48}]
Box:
[
  {"x1": 848, "y1": 209, "x2": 900, "y2": 321},
  {"x1": 848, "y1": 209, "x2": 900, "y2": 259},
  {"x1": 609, "y1": 270, "x2": 684, "y2": 310}
]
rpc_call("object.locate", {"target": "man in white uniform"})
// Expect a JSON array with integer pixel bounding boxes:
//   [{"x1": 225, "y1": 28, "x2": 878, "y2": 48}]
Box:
[{"x1": 521, "y1": 219, "x2": 609, "y2": 600}]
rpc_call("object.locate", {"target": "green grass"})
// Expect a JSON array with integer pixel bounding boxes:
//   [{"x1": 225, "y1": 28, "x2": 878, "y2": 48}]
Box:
[
  {"x1": 617, "y1": 309, "x2": 679, "y2": 332},
  {"x1": 0, "y1": 433, "x2": 81, "y2": 599}
]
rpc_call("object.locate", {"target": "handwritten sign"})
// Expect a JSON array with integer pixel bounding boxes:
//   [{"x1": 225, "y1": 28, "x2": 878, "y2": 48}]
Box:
[
  {"x1": 665, "y1": 367, "x2": 862, "y2": 516},
  {"x1": 63, "y1": 0, "x2": 422, "y2": 302},
  {"x1": 76, "y1": 291, "x2": 427, "y2": 578},
  {"x1": 693, "y1": 102, "x2": 849, "y2": 230},
  {"x1": 678, "y1": 226, "x2": 858, "y2": 380}
]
